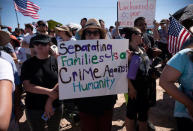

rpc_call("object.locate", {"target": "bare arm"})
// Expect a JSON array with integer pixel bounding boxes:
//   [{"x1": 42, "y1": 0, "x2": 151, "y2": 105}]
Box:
[
  {"x1": 0, "y1": 80, "x2": 13, "y2": 131},
  {"x1": 114, "y1": 21, "x2": 120, "y2": 38},
  {"x1": 159, "y1": 65, "x2": 193, "y2": 117},
  {"x1": 153, "y1": 20, "x2": 160, "y2": 41},
  {"x1": 44, "y1": 83, "x2": 59, "y2": 118},
  {"x1": 23, "y1": 80, "x2": 57, "y2": 99},
  {"x1": 128, "y1": 79, "x2": 137, "y2": 99},
  {"x1": 165, "y1": 19, "x2": 169, "y2": 34},
  {"x1": 9, "y1": 52, "x2": 18, "y2": 63}
]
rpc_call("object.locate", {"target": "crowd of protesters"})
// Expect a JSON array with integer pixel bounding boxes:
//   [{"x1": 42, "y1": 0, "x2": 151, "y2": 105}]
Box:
[{"x1": 0, "y1": 8, "x2": 193, "y2": 131}]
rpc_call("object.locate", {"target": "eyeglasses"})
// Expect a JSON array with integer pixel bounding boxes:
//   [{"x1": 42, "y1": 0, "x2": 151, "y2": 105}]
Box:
[
  {"x1": 85, "y1": 30, "x2": 100, "y2": 36},
  {"x1": 33, "y1": 42, "x2": 48, "y2": 46}
]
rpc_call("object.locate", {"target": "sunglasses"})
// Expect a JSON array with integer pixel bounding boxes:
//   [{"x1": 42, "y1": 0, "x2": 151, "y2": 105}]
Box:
[
  {"x1": 85, "y1": 30, "x2": 100, "y2": 36},
  {"x1": 38, "y1": 24, "x2": 46, "y2": 27},
  {"x1": 33, "y1": 42, "x2": 48, "y2": 46},
  {"x1": 137, "y1": 23, "x2": 147, "y2": 27},
  {"x1": 134, "y1": 32, "x2": 143, "y2": 37}
]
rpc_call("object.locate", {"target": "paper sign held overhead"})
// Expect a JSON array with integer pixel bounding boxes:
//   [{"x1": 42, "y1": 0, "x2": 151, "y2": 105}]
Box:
[{"x1": 118, "y1": 0, "x2": 156, "y2": 27}]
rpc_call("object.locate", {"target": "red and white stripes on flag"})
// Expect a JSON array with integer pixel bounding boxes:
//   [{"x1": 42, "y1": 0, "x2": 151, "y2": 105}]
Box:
[
  {"x1": 168, "y1": 17, "x2": 191, "y2": 54},
  {"x1": 14, "y1": 0, "x2": 40, "y2": 19}
]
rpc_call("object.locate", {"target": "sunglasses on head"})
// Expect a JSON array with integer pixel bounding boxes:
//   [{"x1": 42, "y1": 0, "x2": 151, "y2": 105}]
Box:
[
  {"x1": 33, "y1": 42, "x2": 48, "y2": 46},
  {"x1": 85, "y1": 30, "x2": 100, "y2": 36}
]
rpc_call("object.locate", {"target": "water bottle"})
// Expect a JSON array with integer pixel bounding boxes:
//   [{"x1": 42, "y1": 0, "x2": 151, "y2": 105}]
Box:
[
  {"x1": 41, "y1": 108, "x2": 55, "y2": 121},
  {"x1": 127, "y1": 54, "x2": 140, "y2": 80}
]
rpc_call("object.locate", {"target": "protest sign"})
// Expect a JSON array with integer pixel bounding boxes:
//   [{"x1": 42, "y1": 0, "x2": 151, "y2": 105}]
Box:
[
  {"x1": 58, "y1": 39, "x2": 129, "y2": 100},
  {"x1": 118, "y1": 0, "x2": 156, "y2": 27}
]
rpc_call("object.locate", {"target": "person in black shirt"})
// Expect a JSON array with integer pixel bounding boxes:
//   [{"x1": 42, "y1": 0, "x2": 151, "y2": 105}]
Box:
[{"x1": 20, "y1": 34, "x2": 62, "y2": 131}]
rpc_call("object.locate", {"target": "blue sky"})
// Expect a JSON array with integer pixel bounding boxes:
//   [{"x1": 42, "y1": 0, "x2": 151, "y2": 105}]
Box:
[{"x1": 0, "y1": 0, "x2": 192, "y2": 29}]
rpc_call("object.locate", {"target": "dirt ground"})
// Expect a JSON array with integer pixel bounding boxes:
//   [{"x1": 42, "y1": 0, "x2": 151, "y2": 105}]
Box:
[{"x1": 19, "y1": 79, "x2": 177, "y2": 131}]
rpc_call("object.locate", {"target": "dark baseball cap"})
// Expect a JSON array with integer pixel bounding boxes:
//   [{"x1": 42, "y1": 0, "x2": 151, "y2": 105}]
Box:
[{"x1": 30, "y1": 34, "x2": 51, "y2": 45}]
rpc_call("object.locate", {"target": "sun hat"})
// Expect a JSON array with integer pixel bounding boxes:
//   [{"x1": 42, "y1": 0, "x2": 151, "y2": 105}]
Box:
[
  {"x1": 0, "y1": 31, "x2": 11, "y2": 46},
  {"x1": 55, "y1": 25, "x2": 72, "y2": 37},
  {"x1": 30, "y1": 34, "x2": 51, "y2": 46},
  {"x1": 160, "y1": 19, "x2": 167, "y2": 24},
  {"x1": 55, "y1": 25, "x2": 71, "y2": 33},
  {"x1": 78, "y1": 18, "x2": 106, "y2": 38}
]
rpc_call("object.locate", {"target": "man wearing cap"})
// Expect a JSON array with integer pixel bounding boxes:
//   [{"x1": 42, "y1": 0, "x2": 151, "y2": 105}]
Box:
[{"x1": 21, "y1": 34, "x2": 62, "y2": 131}]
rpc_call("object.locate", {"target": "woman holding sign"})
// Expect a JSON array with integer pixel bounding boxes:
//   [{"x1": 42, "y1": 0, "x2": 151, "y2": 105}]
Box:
[{"x1": 76, "y1": 18, "x2": 117, "y2": 131}]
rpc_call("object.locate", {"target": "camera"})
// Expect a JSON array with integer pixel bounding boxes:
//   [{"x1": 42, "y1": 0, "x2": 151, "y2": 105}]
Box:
[{"x1": 148, "y1": 57, "x2": 162, "y2": 79}]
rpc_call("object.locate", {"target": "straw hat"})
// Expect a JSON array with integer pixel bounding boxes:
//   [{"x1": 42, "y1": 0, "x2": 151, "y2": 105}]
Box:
[
  {"x1": 55, "y1": 25, "x2": 70, "y2": 33},
  {"x1": 160, "y1": 19, "x2": 167, "y2": 24},
  {"x1": 78, "y1": 18, "x2": 106, "y2": 38},
  {"x1": 55, "y1": 25, "x2": 72, "y2": 37},
  {"x1": 0, "y1": 31, "x2": 11, "y2": 46}
]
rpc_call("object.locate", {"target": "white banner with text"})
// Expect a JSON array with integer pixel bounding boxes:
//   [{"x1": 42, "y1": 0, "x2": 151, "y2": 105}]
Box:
[{"x1": 58, "y1": 39, "x2": 129, "y2": 100}]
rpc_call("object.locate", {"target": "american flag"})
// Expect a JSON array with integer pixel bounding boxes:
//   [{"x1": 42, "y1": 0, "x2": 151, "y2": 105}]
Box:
[
  {"x1": 14, "y1": 0, "x2": 40, "y2": 19},
  {"x1": 168, "y1": 16, "x2": 191, "y2": 54}
]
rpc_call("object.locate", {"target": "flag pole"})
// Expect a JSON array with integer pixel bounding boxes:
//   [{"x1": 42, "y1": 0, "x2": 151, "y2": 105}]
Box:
[
  {"x1": 13, "y1": 1, "x2": 20, "y2": 28},
  {"x1": 14, "y1": 9, "x2": 20, "y2": 28},
  {"x1": 117, "y1": 1, "x2": 118, "y2": 22}
]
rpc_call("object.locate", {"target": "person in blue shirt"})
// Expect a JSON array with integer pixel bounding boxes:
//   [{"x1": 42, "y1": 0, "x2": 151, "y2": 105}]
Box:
[{"x1": 160, "y1": 37, "x2": 193, "y2": 131}]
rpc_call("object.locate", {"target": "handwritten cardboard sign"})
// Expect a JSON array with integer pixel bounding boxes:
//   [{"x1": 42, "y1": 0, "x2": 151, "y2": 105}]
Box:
[
  {"x1": 118, "y1": 0, "x2": 156, "y2": 27},
  {"x1": 58, "y1": 39, "x2": 129, "y2": 100}
]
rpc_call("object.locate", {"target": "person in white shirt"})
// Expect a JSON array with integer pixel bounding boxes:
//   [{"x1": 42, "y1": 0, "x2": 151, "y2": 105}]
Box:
[
  {"x1": 22, "y1": 24, "x2": 35, "y2": 58},
  {"x1": 0, "y1": 57, "x2": 14, "y2": 131}
]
